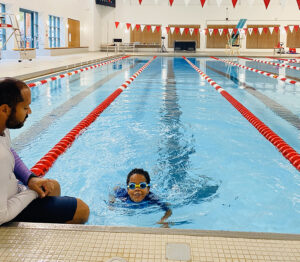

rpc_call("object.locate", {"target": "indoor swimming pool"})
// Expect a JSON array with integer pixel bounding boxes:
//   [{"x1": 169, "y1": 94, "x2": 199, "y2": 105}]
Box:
[{"x1": 11, "y1": 56, "x2": 300, "y2": 234}]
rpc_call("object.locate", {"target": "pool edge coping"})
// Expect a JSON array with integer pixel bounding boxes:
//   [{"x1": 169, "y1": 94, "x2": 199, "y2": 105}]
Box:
[{"x1": 4, "y1": 222, "x2": 300, "y2": 241}]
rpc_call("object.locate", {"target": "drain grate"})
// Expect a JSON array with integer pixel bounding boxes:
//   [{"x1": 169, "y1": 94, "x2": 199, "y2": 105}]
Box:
[{"x1": 166, "y1": 242, "x2": 191, "y2": 261}]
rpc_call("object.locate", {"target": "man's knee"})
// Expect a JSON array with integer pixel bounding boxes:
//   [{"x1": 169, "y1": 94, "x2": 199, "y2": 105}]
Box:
[{"x1": 69, "y1": 199, "x2": 89, "y2": 224}]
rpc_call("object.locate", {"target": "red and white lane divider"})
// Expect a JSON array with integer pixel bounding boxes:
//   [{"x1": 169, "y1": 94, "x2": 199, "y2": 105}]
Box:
[
  {"x1": 211, "y1": 56, "x2": 300, "y2": 88},
  {"x1": 27, "y1": 55, "x2": 130, "y2": 88},
  {"x1": 30, "y1": 56, "x2": 157, "y2": 176},
  {"x1": 0, "y1": 24, "x2": 12, "y2": 28},
  {"x1": 239, "y1": 56, "x2": 300, "y2": 71},
  {"x1": 266, "y1": 57, "x2": 300, "y2": 64},
  {"x1": 183, "y1": 56, "x2": 300, "y2": 171}
]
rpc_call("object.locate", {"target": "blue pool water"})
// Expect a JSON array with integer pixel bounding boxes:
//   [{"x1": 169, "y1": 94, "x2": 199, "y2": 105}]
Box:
[{"x1": 11, "y1": 56, "x2": 300, "y2": 233}]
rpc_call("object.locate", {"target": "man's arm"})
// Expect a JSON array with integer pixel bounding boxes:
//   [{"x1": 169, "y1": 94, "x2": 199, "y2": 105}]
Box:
[
  {"x1": 0, "y1": 156, "x2": 38, "y2": 225},
  {"x1": 11, "y1": 148, "x2": 55, "y2": 198},
  {"x1": 11, "y1": 148, "x2": 32, "y2": 185}
]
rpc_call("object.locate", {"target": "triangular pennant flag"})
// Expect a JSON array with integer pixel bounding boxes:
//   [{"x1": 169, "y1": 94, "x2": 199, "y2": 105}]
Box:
[
  {"x1": 184, "y1": 28, "x2": 189, "y2": 35},
  {"x1": 223, "y1": 28, "x2": 228, "y2": 35},
  {"x1": 194, "y1": 28, "x2": 199, "y2": 35},
  {"x1": 169, "y1": 0, "x2": 174, "y2": 6},
  {"x1": 126, "y1": 23, "x2": 131, "y2": 30},
  {"x1": 269, "y1": 27, "x2": 274, "y2": 34},
  {"x1": 138, "y1": 0, "x2": 142, "y2": 4},
  {"x1": 263, "y1": 27, "x2": 268, "y2": 34},
  {"x1": 136, "y1": 24, "x2": 140, "y2": 31},
  {"x1": 248, "y1": 27, "x2": 253, "y2": 35},
  {"x1": 295, "y1": 25, "x2": 299, "y2": 32},
  {"x1": 209, "y1": 28, "x2": 214, "y2": 35},
  {"x1": 171, "y1": 27, "x2": 175, "y2": 34},
  {"x1": 233, "y1": 28, "x2": 238, "y2": 34},
  {"x1": 205, "y1": 28, "x2": 208, "y2": 35},
  {"x1": 258, "y1": 27, "x2": 263, "y2": 34},
  {"x1": 289, "y1": 25, "x2": 294, "y2": 33},
  {"x1": 279, "y1": 0, "x2": 287, "y2": 7},
  {"x1": 213, "y1": 28, "x2": 218, "y2": 35},
  {"x1": 166, "y1": 27, "x2": 170, "y2": 34},
  {"x1": 218, "y1": 28, "x2": 223, "y2": 35},
  {"x1": 263, "y1": 0, "x2": 270, "y2": 9},
  {"x1": 146, "y1": 25, "x2": 151, "y2": 32},
  {"x1": 284, "y1": 26, "x2": 289, "y2": 32},
  {"x1": 200, "y1": 0, "x2": 206, "y2": 7},
  {"x1": 189, "y1": 28, "x2": 194, "y2": 35},
  {"x1": 140, "y1": 25, "x2": 145, "y2": 32},
  {"x1": 232, "y1": 0, "x2": 238, "y2": 7},
  {"x1": 274, "y1": 26, "x2": 279, "y2": 33},
  {"x1": 297, "y1": 0, "x2": 300, "y2": 9},
  {"x1": 216, "y1": 0, "x2": 222, "y2": 7},
  {"x1": 253, "y1": 27, "x2": 258, "y2": 34},
  {"x1": 115, "y1": 21, "x2": 120, "y2": 29},
  {"x1": 131, "y1": 23, "x2": 135, "y2": 30},
  {"x1": 238, "y1": 28, "x2": 243, "y2": 34},
  {"x1": 175, "y1": 27, "x2": 180, "y2": 34},
  {"x1": 243, "y1": 28, "x2": 248, "y2": 35},
  {"x1": 151, "y1": 25, "x2": 156, "y2": 33},
  {"x1": 180, "y1": 28, "x2": 184, "y2": 35},
  {"x1": 228, "y1": 28, "x2": 233, "y2": 35},
  {"x1": 156, "y1": 26, "x2": 161, "y2": 32}
]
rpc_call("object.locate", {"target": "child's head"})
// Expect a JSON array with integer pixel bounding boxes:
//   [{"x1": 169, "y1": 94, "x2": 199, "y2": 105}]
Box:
[{"x1": 126, "y1": 168, "x2": 151, "y2": 203}]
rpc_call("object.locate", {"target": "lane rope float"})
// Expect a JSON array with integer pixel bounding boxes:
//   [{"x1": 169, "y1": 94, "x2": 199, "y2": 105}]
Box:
[
  {"x1": 183, "y1": 56, "x2": 300, "y2": 172},
  {"x1": 239, "y1": 56, "x2": 300, "y2": 71},
  {"x1": 211, "y1": 56, "x2": 300, "y2": 87},
  {"x1": 27, "y1": 55, "x2": 130, "y2": 88},
  {"x1": 30, "y1": 56, "x2": 157, "y2": 176},
  {"x1": 266, "y1": 57, "x2": 300, "y2": 64}
]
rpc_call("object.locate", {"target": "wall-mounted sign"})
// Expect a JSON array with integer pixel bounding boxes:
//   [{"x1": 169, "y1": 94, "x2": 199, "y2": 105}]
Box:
[{"x1": 95, "y1": 0, "x2": 116, "y2": 8}]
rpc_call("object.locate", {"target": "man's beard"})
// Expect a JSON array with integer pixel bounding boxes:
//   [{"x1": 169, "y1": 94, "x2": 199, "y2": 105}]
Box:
[{"x1": 6, "y1": 110, "x2": 28, "y2": 129}]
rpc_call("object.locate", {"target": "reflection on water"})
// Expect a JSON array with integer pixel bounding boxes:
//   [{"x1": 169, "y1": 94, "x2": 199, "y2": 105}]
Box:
[{"x1": 155, "y1": 58, "x2": 220, "y2": 210}]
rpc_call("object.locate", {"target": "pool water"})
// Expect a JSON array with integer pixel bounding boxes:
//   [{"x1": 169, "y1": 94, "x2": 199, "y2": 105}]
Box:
[{"x1": 11, "y1": 56, "x2": 300, "y2": 233}]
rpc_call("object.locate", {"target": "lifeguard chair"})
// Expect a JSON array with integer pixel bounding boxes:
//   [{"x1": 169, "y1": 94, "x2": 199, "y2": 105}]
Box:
[
  {"x1": 273, "y1": 42, "x2": 285, "y2": 55},
  {"x1": 0, "y1": 13, "x2": 30, "y2": 61},
  {"x1": 225, "y1": 19, "x2": 246, "y2": 56}
]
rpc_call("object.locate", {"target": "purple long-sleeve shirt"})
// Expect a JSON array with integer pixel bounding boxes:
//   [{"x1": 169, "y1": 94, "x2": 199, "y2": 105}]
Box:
[{"x1": 11, "y1": 148, "x2": 32, "y2": 185}]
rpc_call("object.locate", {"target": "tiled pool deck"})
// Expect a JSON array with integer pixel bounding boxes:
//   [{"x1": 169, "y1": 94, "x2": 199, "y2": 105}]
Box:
[
  {"x1": 1, "y1": 51, "x2": 300, "y2": 261},
  {"x1": 1, "y1": 222, "x2": 300, "y2": 262}
]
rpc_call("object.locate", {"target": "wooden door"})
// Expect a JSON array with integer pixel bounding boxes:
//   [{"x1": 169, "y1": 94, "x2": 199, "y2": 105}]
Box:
[{"x1": 68, "y1": 18, "x2": 80, "y2": 47}]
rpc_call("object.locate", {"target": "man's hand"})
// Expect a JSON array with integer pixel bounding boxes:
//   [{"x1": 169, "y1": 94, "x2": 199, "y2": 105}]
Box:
[{"x1": 28, "y1": 177, "x2": 54, "y2": 198}]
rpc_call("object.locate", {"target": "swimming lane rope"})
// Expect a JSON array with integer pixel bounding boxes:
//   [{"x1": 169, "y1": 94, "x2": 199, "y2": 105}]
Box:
[
  {"x1": 30, "y1": 56, "x2": 157, "y2": 176},
  {"x1": 239, "y1": 56, "x2": 300, "y2": 71},
  {"x1": 211, "y1": 57, "x2": 300, "y2": 88},
  {"x1": 266, "y1": 57, "x2": 300, "y2": 64},
  {"x1": 27, "y1": 55, "x2": 130, "y2": 88},
  {"x1": 183, "y1": 56, "x2": 300, "y2": 172}
]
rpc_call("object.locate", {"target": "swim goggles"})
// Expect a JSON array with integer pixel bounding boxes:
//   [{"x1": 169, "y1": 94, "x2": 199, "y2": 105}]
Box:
[{"x1": 127, "y1": 182, "x2": 150, "y2": 190}]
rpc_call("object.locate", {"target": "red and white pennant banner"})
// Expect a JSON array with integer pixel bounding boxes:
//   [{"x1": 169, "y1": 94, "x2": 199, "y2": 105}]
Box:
[
  {"x1": 134, "y1": 0, "x2": 300, "y2": 9},
  {"x1": 115, "y1": 22, "x2": 300, "y2": 35}
]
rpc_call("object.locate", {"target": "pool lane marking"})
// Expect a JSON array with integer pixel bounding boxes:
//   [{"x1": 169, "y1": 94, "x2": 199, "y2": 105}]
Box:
[
  {"x1": 27, "y1": 55, "x2": 130, "y2": 88},
  {"x1": 12, "y1": 62, "x2": 138, "y2": 152},
  {"x1": 205, "y1": 64, "x2": 300, "y2": 131},
  {"x1": 266, "y1": 57, "x2": 300, "y2": 63},
  {"x1": 239, "y1": 56, "x2": 300, "y2": 71},
  {"x1": 210, "y1": 57, "x2": 300, "y2": 88},
  {"x1": 30, "y1": 56, "x2": 157, "y2": 176},
  {"x1": 183, "y1": 56, "x2": 300, "y2": 172}
]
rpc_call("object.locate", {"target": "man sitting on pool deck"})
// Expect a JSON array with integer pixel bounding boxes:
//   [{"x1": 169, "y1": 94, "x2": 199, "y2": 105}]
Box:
[
  {"x1": 0, "y1": 77, "x2": 89, "y2": 225},
  {"x1": 110, "y1": 168, "x2": 172, "y2": 227}
]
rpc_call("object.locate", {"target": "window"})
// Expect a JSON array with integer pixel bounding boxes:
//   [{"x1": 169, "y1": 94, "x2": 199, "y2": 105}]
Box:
[
  {"x1": 0, "y1": 3, "x2": 6, "y2": 50},
  {"x1": 19, "y1": 8, "x2": 39, "y2": 48},
  {"x1": 49, "y1": 15, "x2": 60, "y2": 48}
]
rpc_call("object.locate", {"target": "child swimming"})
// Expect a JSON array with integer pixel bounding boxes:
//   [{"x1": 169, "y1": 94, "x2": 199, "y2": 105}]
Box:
[{"x1": 110, "y1": 168, "x2": 172, "y2": 227}]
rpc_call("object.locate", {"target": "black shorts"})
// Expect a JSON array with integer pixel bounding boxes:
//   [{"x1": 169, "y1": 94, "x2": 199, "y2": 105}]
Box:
[{"x1": 13, "y1": 196, "x2": 77, "y2": 223}]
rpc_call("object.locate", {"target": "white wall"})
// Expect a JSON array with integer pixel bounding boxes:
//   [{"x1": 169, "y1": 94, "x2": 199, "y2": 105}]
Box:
[
  {"x1": 97, "y1": 0, "x2": 300, "y2": 51},
  {"x1": 2, "y1": 0, "x2": 89, "y2": 49},
  {"x1": 1, "y1": 0, "x2": 300, "y2": 51}
]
